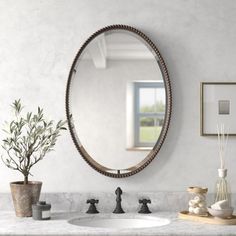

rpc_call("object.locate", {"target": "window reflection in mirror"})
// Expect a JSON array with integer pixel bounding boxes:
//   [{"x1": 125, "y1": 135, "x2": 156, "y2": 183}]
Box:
[
  {"x1": 126, "y1": 81, "x2": 165, "y2": 150},
  {"x1": 135, "y1": 82, "x2": 165, "y2": 147}
]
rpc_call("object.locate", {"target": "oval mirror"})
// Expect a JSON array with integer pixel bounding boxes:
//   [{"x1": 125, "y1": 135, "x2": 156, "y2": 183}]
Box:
[{"x1": 66, "y1": 25, "x2": 171, "y2": 177}]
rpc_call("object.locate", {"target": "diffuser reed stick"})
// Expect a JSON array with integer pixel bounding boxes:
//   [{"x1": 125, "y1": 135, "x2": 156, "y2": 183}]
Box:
[
  {"x1": 216, "y1": 124, "x2": 228, "y2": 169},
  {"x1": 215, "y1": 123, "x2": 231, "y2": 206}
]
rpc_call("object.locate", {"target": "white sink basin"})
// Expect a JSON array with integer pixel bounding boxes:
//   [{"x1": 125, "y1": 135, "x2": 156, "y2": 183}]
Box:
[{"x1": 68, "y1": 215, "x2": 170, "y2": 229}]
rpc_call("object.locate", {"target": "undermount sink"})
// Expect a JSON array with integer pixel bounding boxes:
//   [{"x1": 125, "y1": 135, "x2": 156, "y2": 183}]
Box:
[{"x1": 68, "y1": 215, "x2": 170, "y2": 229}]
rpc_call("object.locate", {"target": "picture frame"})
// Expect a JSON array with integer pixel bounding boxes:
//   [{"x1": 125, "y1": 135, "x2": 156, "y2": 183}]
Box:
[{"x1": 200, "y1": 82, "x2": 236, "y2": 136}]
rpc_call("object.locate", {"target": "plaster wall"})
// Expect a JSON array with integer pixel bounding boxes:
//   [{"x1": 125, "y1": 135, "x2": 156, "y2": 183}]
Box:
[{"x1": 0, "y1": 0, "x2": 236, "y2": 193}]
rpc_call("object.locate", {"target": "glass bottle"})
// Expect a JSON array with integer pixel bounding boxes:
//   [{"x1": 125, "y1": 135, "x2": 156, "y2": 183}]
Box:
[{"x1": 214, "y1": 169, "x2": 231, "y2": 207}]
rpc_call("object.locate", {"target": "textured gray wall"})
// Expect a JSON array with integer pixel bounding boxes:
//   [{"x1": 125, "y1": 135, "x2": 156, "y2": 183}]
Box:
[{"x1": 0, "y1": 0, "x2": 236, "y2": 193}]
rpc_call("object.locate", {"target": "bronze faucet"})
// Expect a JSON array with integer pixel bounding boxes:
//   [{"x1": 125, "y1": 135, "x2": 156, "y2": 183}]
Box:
[{"x1": 113, "y1": 187, "x2": 125, "y2": 213}]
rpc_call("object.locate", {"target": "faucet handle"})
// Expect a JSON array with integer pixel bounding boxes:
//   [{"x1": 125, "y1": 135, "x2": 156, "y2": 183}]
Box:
[
  {"x1": 87, "y1": 199, "x2": 99, "y2": 204},
  {"x1": 86, "y1": 199, "x2": 99, "y2": 214},
  {"x1": 139, "y1": 199, "x2": 151, "y2": 204},
  {"x1": 138, "y1": 198, "x2": 151, "y2": 214}
]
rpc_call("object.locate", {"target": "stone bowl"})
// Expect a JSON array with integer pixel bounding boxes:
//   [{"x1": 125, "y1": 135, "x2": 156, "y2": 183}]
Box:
[{"x1": 207, "y1": 207, "x2": 234, "y2": 219}]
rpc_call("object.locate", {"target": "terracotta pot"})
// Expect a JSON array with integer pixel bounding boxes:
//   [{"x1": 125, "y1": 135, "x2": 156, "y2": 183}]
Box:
[{"x1": 10, "y1": 181, "x2": 42, "y2": 217}]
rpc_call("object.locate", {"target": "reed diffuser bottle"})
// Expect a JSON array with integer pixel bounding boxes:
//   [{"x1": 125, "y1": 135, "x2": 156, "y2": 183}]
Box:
[
  {"x1": 214, "y1": 168, "x2": 231, "y2": 206},
  {"x1": 214, "y1": 124, "x2": 231, "y2": 207}
]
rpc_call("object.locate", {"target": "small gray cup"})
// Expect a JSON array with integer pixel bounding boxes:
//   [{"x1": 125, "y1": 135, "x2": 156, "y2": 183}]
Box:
[{"x1": 32, "y1": 201, "x2": 51, "y2": 220}]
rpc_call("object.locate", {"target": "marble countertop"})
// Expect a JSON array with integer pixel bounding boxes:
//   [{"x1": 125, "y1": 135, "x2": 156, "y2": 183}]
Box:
[{"x1": 1, "y1": 211, "x2": 236, "y2": 236}]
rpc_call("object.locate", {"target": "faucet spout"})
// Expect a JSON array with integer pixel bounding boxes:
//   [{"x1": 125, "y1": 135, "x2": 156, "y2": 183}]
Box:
[{"x1": 113, "y1": 187, "x2": 125, "y2": 214}]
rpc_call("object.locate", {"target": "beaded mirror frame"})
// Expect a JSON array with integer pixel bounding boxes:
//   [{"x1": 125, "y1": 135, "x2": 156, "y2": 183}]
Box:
[{"x1": 65, "y1": 25, "x2": 172, "y2": 178}]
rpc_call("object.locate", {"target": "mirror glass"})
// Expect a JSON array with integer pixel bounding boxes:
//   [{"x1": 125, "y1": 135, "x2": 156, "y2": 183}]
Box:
[{"x1": 66, "y1": 26, "x2": 171, "y2": 177}]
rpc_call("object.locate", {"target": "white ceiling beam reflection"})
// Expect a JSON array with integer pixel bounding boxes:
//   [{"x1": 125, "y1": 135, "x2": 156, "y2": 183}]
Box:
[
  {"x1": 107, "y1": 43, "x2": 154, "y2": 60},
  {"x1": 88, "y1": 34, "x2": 107, "y2": 69},
  {"x1": 86, "y1": 35, "x2": 156, "y2": 69}
]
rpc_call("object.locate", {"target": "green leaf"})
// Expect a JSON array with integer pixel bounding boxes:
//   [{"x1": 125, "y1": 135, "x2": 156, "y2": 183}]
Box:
[
  {"x1": 13, "y1": 147, "x2": 21, "y2": 153},
  {"x1": 11, "y1": 99, "x2": 23, "y2": 114},
  {"x1": 3, "y1": 139, "x2": 9, "y2": 144},
  {"x1": 27, "y1": 112, "x2": 32, "y2": 122}
]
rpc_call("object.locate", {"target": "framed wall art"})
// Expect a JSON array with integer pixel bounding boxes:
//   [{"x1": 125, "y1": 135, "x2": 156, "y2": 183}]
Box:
[{"x1": 200, "y1": 82, "x2": 236, "y2": 136}]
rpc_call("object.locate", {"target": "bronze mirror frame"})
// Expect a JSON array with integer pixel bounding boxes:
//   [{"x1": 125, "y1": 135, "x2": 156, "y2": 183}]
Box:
[{"x1": 65, "y1": 25, "x2": 172, "y2": 178}]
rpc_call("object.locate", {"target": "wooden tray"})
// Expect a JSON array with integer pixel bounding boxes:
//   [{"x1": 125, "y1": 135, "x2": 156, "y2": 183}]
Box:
[{"x1": 179, "y1": 211, "x2": 236, "y2": 225}]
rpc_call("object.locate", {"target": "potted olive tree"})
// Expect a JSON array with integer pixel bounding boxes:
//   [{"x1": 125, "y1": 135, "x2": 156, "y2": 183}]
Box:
[{"x1": 1, "y1": 100, "x2": 66, "y2": 217}]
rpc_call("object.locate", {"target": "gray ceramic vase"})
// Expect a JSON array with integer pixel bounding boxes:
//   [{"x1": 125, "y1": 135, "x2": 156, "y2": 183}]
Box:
[{"x1": 10, "y1": 181, "x2": 42, "y2": 217}]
